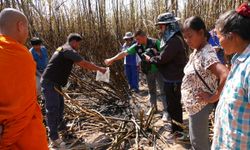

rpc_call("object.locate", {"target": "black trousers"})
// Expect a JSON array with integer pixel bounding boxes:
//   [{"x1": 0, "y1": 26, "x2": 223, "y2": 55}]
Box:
[
  {"x1": 164, "y1": 82, "x2": 183, "y2": 133},
  {"x1": 41, "y1": 79, "x2": 64, "y2": 140}
]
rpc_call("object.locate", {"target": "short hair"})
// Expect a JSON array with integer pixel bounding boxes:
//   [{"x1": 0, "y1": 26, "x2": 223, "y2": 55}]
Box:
[
  {"x1": 30, "y1": 37, "x2": 42, "y2": 45},
  {"x1": 183, "y1": 16, "x2": 210, "y2": 40},
  {"x1": 134, "y1": 29, "x2": 146, "y2": 37},
  {"x1": 215, "y1": 10, "x2": 250, "y2": 41},
  {"x1": 0, "y1": 8, "x2": 27, "y2": 30},
  {"x1": 67, "y1": 33, "x2": 82, "y2": 43}
]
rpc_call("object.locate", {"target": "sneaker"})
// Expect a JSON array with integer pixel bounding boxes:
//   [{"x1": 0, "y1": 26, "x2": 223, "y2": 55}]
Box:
[
  {"x1": 166, "y1": 131, "x2": 189, "y2": 144},
  {"x1": 165, "y1": 133, "x2": 175, "y2": 144},
  {"x1": 174, "y1": 131, "x2": 190, "y2": 142},
  {"x1": 161, "y1": 112, "x2": 170, "y2": 122},
  {"x1": 49, "y1": 138, "x2": 66, "y2": 148},
  {"x1": 163, "y1": 123, "x2": 172, "y2": 132}
]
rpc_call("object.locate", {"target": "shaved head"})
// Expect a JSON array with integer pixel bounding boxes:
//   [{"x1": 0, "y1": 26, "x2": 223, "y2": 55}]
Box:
[{"x1": 0, "y1": 8, "x2": 29, "y2": 44}]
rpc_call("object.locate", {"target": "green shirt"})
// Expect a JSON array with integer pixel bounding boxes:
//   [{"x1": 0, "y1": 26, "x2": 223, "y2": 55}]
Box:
[{"x1": 126, "y1": 39, "x2": 161, "y2": 73}]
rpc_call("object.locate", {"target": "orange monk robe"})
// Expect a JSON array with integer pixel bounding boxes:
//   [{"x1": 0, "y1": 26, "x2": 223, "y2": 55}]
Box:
[{"x1": 0, "y1": 35, "x2": 48, "y2": 150}]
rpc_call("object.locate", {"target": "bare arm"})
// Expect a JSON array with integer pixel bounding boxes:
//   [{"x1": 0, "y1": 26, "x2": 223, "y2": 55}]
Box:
[
  {"x1": 197, "y1": 62, "x2": 229, "y2": 103},
  {"x1": 104, "y1": 51, "x2": 128, "y2": 66},
  {"x1": 76, "y1": 60, "x2": 106, "y2": 73}
]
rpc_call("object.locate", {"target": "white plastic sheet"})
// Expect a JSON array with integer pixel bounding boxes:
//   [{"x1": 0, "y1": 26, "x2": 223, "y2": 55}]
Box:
[{"x1": 96, "y1": 67, "x2": 110, "y2": 83}]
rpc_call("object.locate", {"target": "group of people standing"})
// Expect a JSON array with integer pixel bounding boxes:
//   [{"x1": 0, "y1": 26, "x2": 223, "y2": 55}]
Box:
[
  {"x1": 1, "y1": 2, "x2": 250, "y2": 150},
  {"x1": 105, "y1": 13, "x2": 188, "y2": 137},
  {"x1": 106, "y1": 2, "x2": 250, "y2": 150}
]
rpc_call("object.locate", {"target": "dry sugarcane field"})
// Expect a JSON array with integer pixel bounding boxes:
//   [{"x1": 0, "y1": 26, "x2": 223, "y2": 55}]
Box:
[{"x1": 0, "y1": 0, "x2": 250, "y2": 150}]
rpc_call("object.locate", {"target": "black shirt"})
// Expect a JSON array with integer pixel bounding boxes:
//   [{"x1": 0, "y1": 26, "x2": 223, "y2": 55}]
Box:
[
  {"x1": 42, "y1": 43, "x2": 83, "y2": 86},
  {"x1": 150, "y1": 34, "x2": 188, "y2": 81}
]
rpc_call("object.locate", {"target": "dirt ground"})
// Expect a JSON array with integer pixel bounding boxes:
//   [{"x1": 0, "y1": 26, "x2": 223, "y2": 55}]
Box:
[
  {"x1": 126, "y1": 82, "x2": 191, "y2": 150},
  {"x1": 50, "y1": 75, "x2": 192, "y2": 150}
]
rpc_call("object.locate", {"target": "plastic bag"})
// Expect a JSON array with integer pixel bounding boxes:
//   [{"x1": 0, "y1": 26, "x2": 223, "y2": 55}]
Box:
[{"x1": 96, "y1": 67, "x2": 110, "y2": 83}]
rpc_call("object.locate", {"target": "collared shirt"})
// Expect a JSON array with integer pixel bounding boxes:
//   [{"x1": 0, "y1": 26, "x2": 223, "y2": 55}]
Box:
[
  {"x1": 29, "y1": 46, "x2": 48, "y2": 73},
  {"x1": 42, "y1": 43, "x2": 83, "y2": 86},
  {"x1": 212, "y1": 44, "x2": 250, "y2": 149},
  {"x1": 181, "y1": 44, "x2": 219, "y2": 115},
  {"x1": 122, "y1": 42, "x2": 140, "y2": 65},
  {"x1": 126, "y1": 38, "x2": 161, "y2": 73}
]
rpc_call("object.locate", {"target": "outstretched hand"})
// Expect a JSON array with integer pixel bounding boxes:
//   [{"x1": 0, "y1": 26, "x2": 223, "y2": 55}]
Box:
[{"x1": 104, "y1": 59, "x2": 113, "y2": 66}]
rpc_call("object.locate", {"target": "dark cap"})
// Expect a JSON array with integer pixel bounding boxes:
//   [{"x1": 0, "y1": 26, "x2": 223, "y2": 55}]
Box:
[
  {"x1": 30, "y1": 37, "x2": 42, "y2": 45},
  {"x1": 67, "y1": 33, "x2": 83, "y2": 42},
  {"x1": 155, "y1": 12, "x2": 180, "y2": 25}
]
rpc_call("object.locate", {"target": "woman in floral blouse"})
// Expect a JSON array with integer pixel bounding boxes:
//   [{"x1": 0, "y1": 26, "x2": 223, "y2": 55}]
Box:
[{"x1": 181, "y1": 16, "x2": 229, "y2": 149}]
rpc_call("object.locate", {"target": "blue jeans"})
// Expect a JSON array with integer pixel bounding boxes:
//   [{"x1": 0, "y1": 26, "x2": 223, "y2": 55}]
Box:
[
  {"x1": 41, "y1": 79, "x2": 64, "y2": 140},
  {"x1": 189, "y1": 104, "x2": 214, "y2": 150},
  {"x1": 125, "y1": 65, "x2": 139, "y2": 91}
]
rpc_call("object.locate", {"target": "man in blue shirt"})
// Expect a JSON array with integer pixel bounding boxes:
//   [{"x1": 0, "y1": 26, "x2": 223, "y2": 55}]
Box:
[
  {"x1": 122, "y1": 32, "x2": 140, "y2": 92},
  {"x1": 30, "y1": 37, "x2": 48, "y2": 74},
  {"x1": 29, "y1": 37, "x2": 48, "y2": 95}
]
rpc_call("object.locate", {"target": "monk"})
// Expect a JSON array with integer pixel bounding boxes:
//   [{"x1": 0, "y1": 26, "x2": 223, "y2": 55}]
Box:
[{"x1": 0, "y1": 8, "x2": 48, "y2": 149}]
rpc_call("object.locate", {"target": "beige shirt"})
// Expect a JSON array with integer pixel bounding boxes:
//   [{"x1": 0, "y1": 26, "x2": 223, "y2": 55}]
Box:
[{"x1": 181, "y1": 44, "x2": 219, "y2": 115}]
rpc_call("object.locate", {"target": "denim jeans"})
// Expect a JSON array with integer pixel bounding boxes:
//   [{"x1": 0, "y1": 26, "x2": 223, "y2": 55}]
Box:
[
  {"x1": 189, "y1": 103, "x2": 214, "y2": 150},
  {"x1": 41, "y1": 78, "x2": 64, "y2": 140},
  {"x1": 125, "y1": 65, "x2": 139, "y2": 91},
  {"x1": 146, "y1": 71, "x2": 166, "y2": 110}
]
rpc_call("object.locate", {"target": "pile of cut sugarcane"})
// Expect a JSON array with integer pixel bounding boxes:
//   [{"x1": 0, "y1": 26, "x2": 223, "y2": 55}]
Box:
[
  {"x1": 49, "y1": 68, "x2": 174, "y2": 150},
  {"x1": 61, "y1": 93, "x2": 171, "y2": 149},
  {"x1": 40, "y1": 67, "x2": 218, "y2": 149}
]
